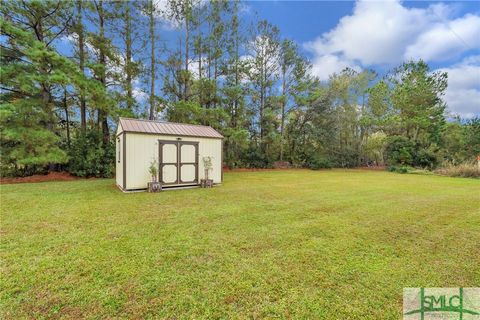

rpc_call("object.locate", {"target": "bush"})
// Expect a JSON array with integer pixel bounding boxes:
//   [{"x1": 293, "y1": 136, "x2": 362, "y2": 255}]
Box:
[
  {"x1": 397, "y1": 166, "x2": 412, "y2": 174},
  {"x1": 414, "y1": 148, "x2": 438, "y2": 169},
  {"x1": 435, "y1": 163, "x2": 480, "y2": 178},
  {"x1": 387, "y1": 165, "x2": 397, "y2": 172},
  {"x1": 385, "y1": 136, "x2": 439, "y2": 169},
  {"x1": 68, "y1": 130, "x2": 114, "y2": 178},
  {"x1": 310, "y1": 156, "x2": 333, "y2": 170},
  {"x1": 385, "y1": 136, "x2": 415, "y2": 166},
  {"x1": 387, "y1": 165, "x2": 414, "y2": 174}
]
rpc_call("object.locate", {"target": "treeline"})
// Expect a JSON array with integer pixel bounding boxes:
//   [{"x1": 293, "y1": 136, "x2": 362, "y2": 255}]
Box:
[{"x1": 1, "y1": 0, "x2": 479, "y2": 177}]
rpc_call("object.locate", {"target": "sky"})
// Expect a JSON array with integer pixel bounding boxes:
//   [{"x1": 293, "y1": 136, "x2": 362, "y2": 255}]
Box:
[{"x1": 241, "y1": 0, "x2": 480, "y2": 118}]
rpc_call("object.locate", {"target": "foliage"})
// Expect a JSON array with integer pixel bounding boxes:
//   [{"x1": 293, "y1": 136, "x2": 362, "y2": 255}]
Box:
[
  {"x1": 385, "y1": 135, "x2": 439, "y2": 169},
  {"x1": 363, "y1": 131, "x2": 387, "y2": 166},
  {"x1": 385, "y1": 136, "x2": 416, "y2": 166},
  {"x1": 67, "y1": 131, "x2": 114, "y2": 178},
  {"x1": 435, "y1": 162, "x2": 480, "y2": 178},
  {"x1": 0, "y1": 15, "x2": 73, "y2": 176},
  {"x1": 309, "y1": 156, "x2": 333, "y2": 170},
  {"x1": 148, "y1": 159, "x2": 158, "y2": 178},
  {"x1": 388, "y1": 165, "x2": 414, "y2": 174},
  {"x1": 414, "y1": 147, "x2": 438, "y2": 169},
  {"x1": 464, "y1": 117, "x2": 480, "y2": 158},
  {"x1": 0, "y1": 99, "x2": 68, "y2": 177}
]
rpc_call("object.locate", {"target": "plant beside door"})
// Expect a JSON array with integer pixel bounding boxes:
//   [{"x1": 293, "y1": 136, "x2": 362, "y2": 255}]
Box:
[
  {"x1": 148, "y1": 159, "x2": 161, "y2": 192},
  {"x1": 201, "y1": 156, "x2": 213, "y2": 188}
]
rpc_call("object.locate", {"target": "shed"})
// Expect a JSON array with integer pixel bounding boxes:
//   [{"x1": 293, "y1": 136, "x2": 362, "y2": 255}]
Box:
[{"x1": 116, "y1": 118, "x2": 223, "y2": 192}]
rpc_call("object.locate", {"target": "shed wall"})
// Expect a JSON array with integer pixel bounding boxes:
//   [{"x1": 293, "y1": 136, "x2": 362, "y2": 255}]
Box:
[
  {"x1": 124, "y1": 133, "x2": 222, "y2": 190},
  {"x1": 115, "y1": 133, "x2": 124, "y2": 188}
]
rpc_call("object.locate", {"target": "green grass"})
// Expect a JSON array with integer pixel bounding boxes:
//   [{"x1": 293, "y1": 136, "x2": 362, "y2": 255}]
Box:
[{"x1": 1, "y1": 170, "x2": 479, "y2": 319}]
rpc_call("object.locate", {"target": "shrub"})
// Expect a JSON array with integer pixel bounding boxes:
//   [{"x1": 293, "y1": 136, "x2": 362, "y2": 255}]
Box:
[
  {"x1": 385, "y1": 136, "x2": 439, "y2": 169},
  {"x1": 387, "y1": 165, "x2": 397, "y2": 172},
  {"x1": 385, "y1": 136, "x2": 415, "y2": 166},
  {"x1": 68, "y1": 131, "x2": 114, "y2": 178},
  {"x1": 387, "y1": 165, "x2": 414, "y2": 174},
  {"x1": 397, "y1": 166, "x2": 412, "y2": 174},
  {"x1": 414, "y1": 148, "x2": 438, "y2": 169},
  {"x1": 310, "y1": 156, "x2": 333, "y2": 170},
  {"x1": 435, "y1": 162, "x2": 480, "y2": 178}
]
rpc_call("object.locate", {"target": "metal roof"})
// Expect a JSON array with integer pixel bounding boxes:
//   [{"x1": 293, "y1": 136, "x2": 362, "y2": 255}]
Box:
[{"x1": 119, "y1": 118, "x2": 223, "y2": 139}]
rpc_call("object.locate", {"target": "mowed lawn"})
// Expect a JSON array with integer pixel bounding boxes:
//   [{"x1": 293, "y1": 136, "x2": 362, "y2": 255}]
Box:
[{"x1": 1, "y1": 170, "x2": 479, "y2": 319}]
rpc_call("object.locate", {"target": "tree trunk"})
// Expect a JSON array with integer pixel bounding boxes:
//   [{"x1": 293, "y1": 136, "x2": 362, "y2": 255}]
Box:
[
  {"x1": 125, "y1": 2, "x2": 133, "y2": 110},
  {"x1": 64, "y1": 89, "x2": 71, "y2": 148},
  {"x1": 77, "y1": 0, "x2": 86, "y2": 133},
  {"x1": 149, "y1": 0, "x2": 155, "y2": 120},
  {"x1": 280, "y1": 64, "x2": 286, "y2": 161},
  {"x1": 97, "y1": 0, "x2": 109, "y2": 144},
  {"x1": 198, "y1": 35, "x2": 202, "y2": 80},
  {"x1": 233, "y1": 35, "x2": 239, "y2": 128},
  {"x1": 184, "y1": 4, "x2": 189, "y2": 101},
  {"x1": 213, "y1": 55, "x2": 217, "y2": 109}
]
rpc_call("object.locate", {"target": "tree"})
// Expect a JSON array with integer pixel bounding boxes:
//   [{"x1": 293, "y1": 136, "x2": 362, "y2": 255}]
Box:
[
  {"x1": 0, "y1": 8, "x2": 76, "y2": 175},
  {"x1": 464, "y1": 117, "x2": 480, "y2": 160},
  {"x1": 247, "y1": 20, "x2": 281, "y2": 163},
  {"x1": 390, "y1": 60, "x2": 447, "y2": 146},
  {"x1": 146, "y1": 0, "x2": 158, "y2": 120},
  {"x1": 72, "y1": 0, "x2": 88, "y2": 132},
  {"x1": 113, "y1": 0, "x2": 143, "y2": 112},
  {"x1": 89, "y1": 0, "x2": 118, "y2": 144},
  {"x1": 163, "y1": 0, "x2": 200, "y2": 101},
  {"x1": 222, "y1": 0, "x2": 249, "y2": 167},
  {"x1": 279, "y1": 39, "x2": 296, "y2": 161}
]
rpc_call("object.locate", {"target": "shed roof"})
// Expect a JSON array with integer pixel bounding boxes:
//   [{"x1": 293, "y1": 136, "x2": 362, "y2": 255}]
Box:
[{"x1": 118, "y1": 118, "x2": 223, "y2": 139}]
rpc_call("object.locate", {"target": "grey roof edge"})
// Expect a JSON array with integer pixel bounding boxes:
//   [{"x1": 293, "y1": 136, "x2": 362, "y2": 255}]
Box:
[{"x1": 118, "y1": 117, "x2": 224, "y2": 138}]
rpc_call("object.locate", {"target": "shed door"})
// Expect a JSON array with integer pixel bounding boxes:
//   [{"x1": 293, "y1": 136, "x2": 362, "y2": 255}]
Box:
[{"x1": 159, "y1": 140, "x2": 198, "y2": 186}]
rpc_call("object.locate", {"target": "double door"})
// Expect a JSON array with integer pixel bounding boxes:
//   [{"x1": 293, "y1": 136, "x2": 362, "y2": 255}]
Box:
[{"x1": 158, "y1": 140, "x2": 199, "y2": 186}]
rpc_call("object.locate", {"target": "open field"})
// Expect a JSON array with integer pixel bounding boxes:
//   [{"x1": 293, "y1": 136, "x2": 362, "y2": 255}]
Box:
[{"x1": 1, "y1": 170, "x2": 479, "y2": 319}]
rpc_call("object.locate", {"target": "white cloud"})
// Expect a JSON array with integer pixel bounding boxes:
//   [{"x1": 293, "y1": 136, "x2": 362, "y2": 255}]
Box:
[
  {"x1": 239, "y1": 2, "x2": 251, "y2": 14},
  {"x1": 310, "y1": 54, "x2": 360, "y2": 81},
  {"x1": 132, "y1": 79, "x2": 149, "y2": 103},
  {"x1": 152, "y1": 0, "x2": 208, "y2": 30},
  {"x1": 63, "y1": 34, "x2": 95, "y2": 53},
  {"x1": 304, "y1": 0, "x2": 480, "y2": 80},
  {"x1": 405, "y1": 14, "x2": 480, "y2": 62},
  {"x1": 437, "y1": 56, "x2": 480, "y2": 118}
]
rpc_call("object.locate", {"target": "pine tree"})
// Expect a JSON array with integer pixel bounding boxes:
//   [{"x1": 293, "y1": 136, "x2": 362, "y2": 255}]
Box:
[
  {"x1": 89, "y1": 0, "x2": 118, "y2": 144},
  {"x1": 222, "y1": 0, "x2": 249, "y2": 167},
  {"x1": 73, "y1": 0, "x2": 88, "y2": 133},
  {"x1": 0, "y1": 7, "x2": 77, "y2": 174},
  {"x1": 247, "y1": 20, "x2": 281, "y2": 162}
]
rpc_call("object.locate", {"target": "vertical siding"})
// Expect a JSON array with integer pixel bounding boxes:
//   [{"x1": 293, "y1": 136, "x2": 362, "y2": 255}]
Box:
[
  {"x1": 198, "y1": 138, "x2": 222, "y2": 182},
  {"x1": 115, "y1": 133, "x2": 123, "y2": 188},
  {"x1": 125, "y1": 133, "x2": 222, "y2": 190}
]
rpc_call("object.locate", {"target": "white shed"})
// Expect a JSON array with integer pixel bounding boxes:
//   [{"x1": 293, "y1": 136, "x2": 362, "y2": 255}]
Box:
[{"x1": 116, "y1": 118, "x2": 223, "y2": 191}]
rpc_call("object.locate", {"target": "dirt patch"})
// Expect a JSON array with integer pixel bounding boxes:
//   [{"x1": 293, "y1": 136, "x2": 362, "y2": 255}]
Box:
[
  {"x1": 223, "y1": 166, "x2": 387, "y2": 172},
  {"x1": 0, "y1": 172, "x2": 80, "y2": 185},
  {"x1": 223, "y1": 167, "x2": 305, "y2": 172},
  {"x1": 357, "y1": 166, "x2": 386, "y2": 171}
]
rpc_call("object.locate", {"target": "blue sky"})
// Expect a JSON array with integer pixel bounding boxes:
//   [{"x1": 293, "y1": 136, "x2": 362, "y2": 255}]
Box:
[{"x1": 241, "y1": 0, "x2": 480, "y2": 118}]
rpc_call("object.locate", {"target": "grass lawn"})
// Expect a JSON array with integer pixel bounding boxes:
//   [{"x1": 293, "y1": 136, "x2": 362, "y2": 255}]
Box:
[{"x1": 1, "y1": 170, "x2": 479, "y2": 319}]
